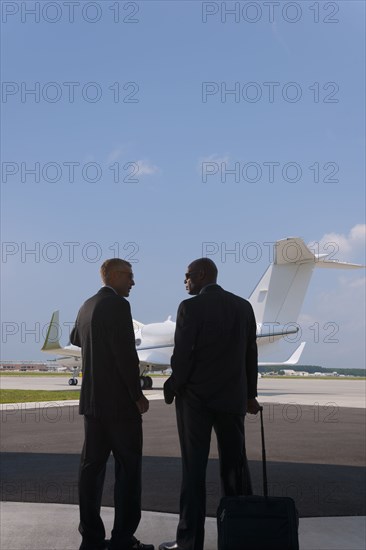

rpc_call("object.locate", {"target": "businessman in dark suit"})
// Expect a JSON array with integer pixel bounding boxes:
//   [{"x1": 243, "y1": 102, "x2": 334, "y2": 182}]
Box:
[
  {"x1": 70, "y1": 258, "x2": 154, "y2": 550},
  {"x1": 159, "y1": 258, "x2": 261, "y2": 550}
]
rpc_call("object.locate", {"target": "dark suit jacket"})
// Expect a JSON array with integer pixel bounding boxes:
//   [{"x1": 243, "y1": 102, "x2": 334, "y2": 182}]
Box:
[
  {"x1": 70, "y1": 287, "x2": 142, "y2": 418},
  {"x1": 165, "y1": 284, "x2": 258, "y2": 415}
]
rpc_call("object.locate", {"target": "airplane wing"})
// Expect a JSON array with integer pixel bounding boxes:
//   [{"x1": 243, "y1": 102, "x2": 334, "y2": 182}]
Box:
[
  {"x1": 259, "y1": 342, "x2": 306, "y2": 366},
  {"x1": 256, "y1": 323, "x2": 299, "y2": 343}
]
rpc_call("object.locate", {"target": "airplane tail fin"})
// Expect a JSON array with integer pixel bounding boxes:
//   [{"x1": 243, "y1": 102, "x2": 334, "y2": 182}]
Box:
[
  {"x1": 41, "y1": 310, "x2": 81, "y2": 357},
  {"x1": 250, "y1": 237, "x2": 363, "y2": 327},
  {"x1": 41, "y1": 310, "x2": 62, "y2": 352}
]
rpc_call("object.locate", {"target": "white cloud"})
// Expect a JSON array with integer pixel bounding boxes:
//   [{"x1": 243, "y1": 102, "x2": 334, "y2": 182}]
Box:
[
  {"x1": 198, "y1": 153, "x2": 230, "y2": 174},
  {"x1": 308, "y1": 224, "x2": 366, "y2": 261},
  {"x1": 347, "y1": 275, "x2": 366, "y2": 289},
  {"x1": 107, "y1": 146, "x2": 125, "y2": 163},
  {"x1": 105, "y1": 150, "x2": 159, "y2": 177},
  {"x1": 136, "y1": 160, "x2": 159, "y2": 176}
]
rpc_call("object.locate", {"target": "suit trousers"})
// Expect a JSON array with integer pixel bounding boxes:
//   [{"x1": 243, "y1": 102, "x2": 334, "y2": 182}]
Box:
[
  {"x1": 175, "y1": 395, "x2": 252, "y2": 550},
  {"x1": 79, "y1": 413, "x2": 142, "y2": 549}
]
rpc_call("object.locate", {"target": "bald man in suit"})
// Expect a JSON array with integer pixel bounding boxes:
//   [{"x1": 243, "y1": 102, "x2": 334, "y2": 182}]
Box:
[{"x1": 160, "y1": 258, "x2": 261, "y2": 550}]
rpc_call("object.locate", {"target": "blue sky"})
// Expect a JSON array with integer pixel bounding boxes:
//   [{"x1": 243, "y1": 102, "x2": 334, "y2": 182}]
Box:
[{"x1": 1, "y1": 0, "x2": 365, "y2": 369}]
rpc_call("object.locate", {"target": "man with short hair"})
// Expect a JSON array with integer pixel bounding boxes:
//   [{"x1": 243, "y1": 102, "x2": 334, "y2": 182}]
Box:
[
  {"x1": 160, "y1": 258, "x2": 260, "y2": 550},
  {"x1": 71, "y1": 259, "x2": 154, "y2": 550}
]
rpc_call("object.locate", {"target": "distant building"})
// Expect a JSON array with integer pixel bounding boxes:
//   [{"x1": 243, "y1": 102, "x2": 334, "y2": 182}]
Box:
[
  {"x1": 282, "y1": 369, "x2": 296, "y2": 376},
  {"x1": 0, "y1": 361, "x2": 49, "y2": 371},
  {"x1": 282, "y1": 369, "x2": 309, "y2": 376}
]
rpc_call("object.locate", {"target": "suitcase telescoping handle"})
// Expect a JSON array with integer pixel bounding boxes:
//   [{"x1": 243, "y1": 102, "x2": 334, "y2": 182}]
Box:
[{"x1": 259, "y1": 406, "x2": 269, "y2": 498}]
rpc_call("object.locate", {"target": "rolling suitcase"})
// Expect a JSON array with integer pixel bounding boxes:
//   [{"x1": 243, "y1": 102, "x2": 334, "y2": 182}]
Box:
[{"x1": 217, "y1": 408, "x2": 299, "y2": 550}]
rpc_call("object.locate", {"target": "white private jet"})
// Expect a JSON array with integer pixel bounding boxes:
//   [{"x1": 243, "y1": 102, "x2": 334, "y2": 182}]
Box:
[{"x1": 41, "y1": 237, "x2": 363, "y2": 388}]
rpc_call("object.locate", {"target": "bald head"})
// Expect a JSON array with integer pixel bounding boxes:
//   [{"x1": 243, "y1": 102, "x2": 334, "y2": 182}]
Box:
[{"x1": 184, "y1": 258, "x2": 218, "y2": 295}]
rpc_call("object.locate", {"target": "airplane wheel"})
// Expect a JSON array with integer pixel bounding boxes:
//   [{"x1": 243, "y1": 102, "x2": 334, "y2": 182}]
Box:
[
  {"x1": 68, "y1": 379, "x2": 74, "y2": 385},
  {"x1": 140, "y1": 377, "x2": 152, "y2": 390},
  {"x1": 74, "y1": 379, "x2": 78, "y2": 385}
]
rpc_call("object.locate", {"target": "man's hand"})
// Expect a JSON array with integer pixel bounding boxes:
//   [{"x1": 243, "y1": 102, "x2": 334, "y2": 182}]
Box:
[
  {"x1": 163, "y1": 378, "x2": 175, "y2": 405},
  {"x1": 136, "y1": 394, "x2": 149, "y2": 414},
  {"x1": 247, "y1": 398, "x2": 261, "y2": 415}
]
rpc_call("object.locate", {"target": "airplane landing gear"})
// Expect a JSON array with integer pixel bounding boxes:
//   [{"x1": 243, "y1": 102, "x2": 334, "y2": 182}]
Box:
[
  {"x1": 68, "y1": 366, "x2": 79, "y2": 386},
  {"x1": 140, "y1": 376, "x2": 153, "y2": 390}
]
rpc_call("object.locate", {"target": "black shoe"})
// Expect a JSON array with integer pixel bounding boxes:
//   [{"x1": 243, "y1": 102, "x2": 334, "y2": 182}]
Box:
[
  {"x1": 109, "y1": 538, "x2": 154, "y2": 550},
  {"x1": 158, "y1": 542, "x2": 180, "y2": 550},
  {"x1": 131, "y1": 540, "x2": 154, "y2": 550},
  {"x1": 79, "y1": 540, "x2": 109, "y2": 550}
]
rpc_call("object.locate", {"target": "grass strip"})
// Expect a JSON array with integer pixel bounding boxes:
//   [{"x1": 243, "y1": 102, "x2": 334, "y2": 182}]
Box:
[
  {"x1": 0, "y1": 371, "x2": 73, "y2": 376},
  {"x1": 0, "y1": 389, "x2": 80, "y2": 404}
]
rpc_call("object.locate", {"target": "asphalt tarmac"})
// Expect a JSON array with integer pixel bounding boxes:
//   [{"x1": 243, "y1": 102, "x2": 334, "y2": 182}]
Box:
[
  {"x1": 1, "y1": 381, "x2": 365, "y2": 518},
  {"x1": 1, "y1": 376, "x2": 365, "y2": 549},
  {"x1": 1, "y1": 376, "x2": 365, "y2": 409}
]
